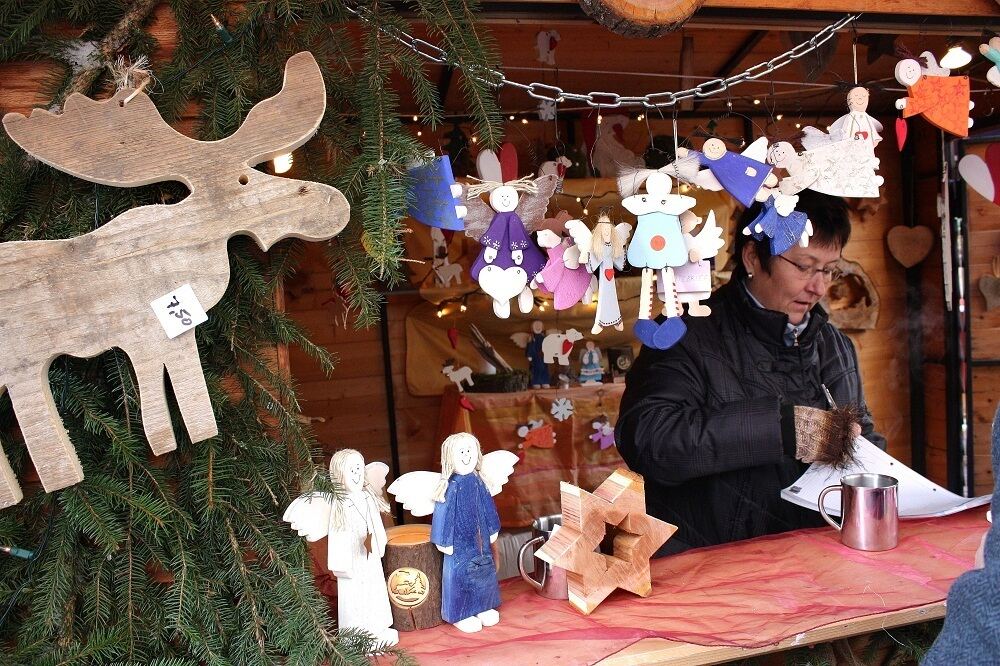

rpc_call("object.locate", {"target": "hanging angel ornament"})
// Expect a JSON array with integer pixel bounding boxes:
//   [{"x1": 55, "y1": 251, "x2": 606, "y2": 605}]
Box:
[
  {"x1": 619, "y1": 171, "x2": 724, "y2": 349},
  {"x1": 980, "y1": 37, "x2": 1000, "y2": 88},
  {"x1": 535, "y1": 211, "x2": 594, "y2": 310},
  {"x1": 387, "y1": 434, "x2": 518, "y2": 634},
  {"x1": 766, "y1": 141, "x2": 820, "y2": 196},
  {"x1": 801, "y1": 87, "x2": 883, "y2": 155},
  {"x1": 565, "y1": 212, "x2": 632, "y2": 335},
  {"x1": 745, "y1": 193, "x2": 814, "y2": 256},
  {"x1": 796, "y1": 137, "x2": 884, "y2": 199},
  {"x1": 684, "y1": 137, "x2": 777, "y2": 207},
  {"x1": 464, "y1": 145, "x2": 558, "y2": 318},
  {"x1": 894, "y1": 56, "x2": 973, "y2": 137},
  {"x1": 283, "y1": 450, "x2": 398, "y2": 646}
]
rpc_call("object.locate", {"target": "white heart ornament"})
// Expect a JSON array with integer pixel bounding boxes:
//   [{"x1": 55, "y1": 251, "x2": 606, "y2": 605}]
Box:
[
  {"x1": 478, "y1": 265, "x2": 528, "y2": 317},
  {"x1": 958, "y1": 154, "x2": 997, "y2": 204}
]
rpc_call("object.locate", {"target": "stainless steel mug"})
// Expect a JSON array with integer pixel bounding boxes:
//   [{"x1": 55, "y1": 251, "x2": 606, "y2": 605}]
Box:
[
  {"x1": 517, "y1": 514, "x2": 569, "y2": 599},
  {"x1": 818, "y1": 473, "x2": 899, "y2": 551}
]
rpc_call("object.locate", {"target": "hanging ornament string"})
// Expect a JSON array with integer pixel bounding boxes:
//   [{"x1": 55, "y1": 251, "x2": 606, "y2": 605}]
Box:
[{"x1": 343, "y1": 5, "x2": 859, "y2": 109}]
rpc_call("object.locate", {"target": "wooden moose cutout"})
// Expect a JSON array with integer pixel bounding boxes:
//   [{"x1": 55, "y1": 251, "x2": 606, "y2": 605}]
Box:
[{"x1": 0, "y1": 52, "x2": 349, "y2": 508}]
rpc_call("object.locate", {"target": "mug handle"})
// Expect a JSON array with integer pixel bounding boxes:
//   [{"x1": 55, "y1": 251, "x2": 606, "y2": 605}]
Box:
[
  {"x1": 517, "y1": 536, "x2": 546, "y2": 591},
  {"x1": 818, "y1": 485, "x2": 842, "y2": 531}
]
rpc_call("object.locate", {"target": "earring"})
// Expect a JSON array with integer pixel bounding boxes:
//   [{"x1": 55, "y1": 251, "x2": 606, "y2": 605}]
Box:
[{"x1": 747, "y1": 272, "x2": 754, "y2": 279}]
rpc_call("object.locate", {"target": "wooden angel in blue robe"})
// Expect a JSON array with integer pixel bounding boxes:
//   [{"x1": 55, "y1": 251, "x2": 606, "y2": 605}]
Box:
[
  {"x1": 745, "y1": 193, "x2": 814, "y2": 256},
  {"x1": 686, "y1": 137, "x2": 777, "y2": 207},
  {"x1": 524, "y1": 319, "x2": 551, "y2": 388},
  {"x1": 407, "y1": 155, "x2": 468, "y2": 231},
  {"x1": 387, "y1": 434, "x2": 518, "y2": 633}
]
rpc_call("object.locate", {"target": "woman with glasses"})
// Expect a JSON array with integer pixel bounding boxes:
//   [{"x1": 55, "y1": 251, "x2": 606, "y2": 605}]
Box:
[{"x1": 615, "y1": 190, "x2": 885, "y2": 556}]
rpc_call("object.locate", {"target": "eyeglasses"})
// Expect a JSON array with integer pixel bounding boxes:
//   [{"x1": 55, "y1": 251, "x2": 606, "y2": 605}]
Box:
[{"x1": 774, "y1": 255, "x2": 843, "y2": 282}]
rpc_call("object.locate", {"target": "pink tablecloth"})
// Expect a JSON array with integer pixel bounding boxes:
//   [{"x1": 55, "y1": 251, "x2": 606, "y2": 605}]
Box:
[{"x1": 394, "y1": 508, "x2": 989, "y2": 665}]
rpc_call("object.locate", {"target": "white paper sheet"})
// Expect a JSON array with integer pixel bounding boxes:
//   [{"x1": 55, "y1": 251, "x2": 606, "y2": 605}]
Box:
[{"x1": 781, "y1": 436, "x2": 992, "y2": 518}]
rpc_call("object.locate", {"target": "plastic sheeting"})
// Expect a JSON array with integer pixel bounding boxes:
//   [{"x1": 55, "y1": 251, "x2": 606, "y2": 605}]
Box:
[{"x1": 393, "y1": 508, "x2": 988, "y2": 665}]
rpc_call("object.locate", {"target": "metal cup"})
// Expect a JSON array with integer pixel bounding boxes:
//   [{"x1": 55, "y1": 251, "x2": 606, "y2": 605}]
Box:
[
  {"x1": 818, "y1": 473, "x2": 899, "y2": 551},
  {"x1": 517, "y1": 514, "x2": 568, "y2": 599}
]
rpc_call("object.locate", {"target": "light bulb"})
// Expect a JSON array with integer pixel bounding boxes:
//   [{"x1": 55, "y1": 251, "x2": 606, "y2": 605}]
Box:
[
  {"x1": 471, "y1": 136, "x2": 478, "y2": 143},
  {"x1": 412, "y1": 115, "x2": 419, "y2": 122},
  {"x1": 272, "y1": 153, "x2": 293, "y2": 174},
  {"x1": 637, "y1": 114, "x2": 644, "y2": 121},
  {"x1": 416, "y1": 130, "x2": 422, "y2": 137},
  {"x1": 582, "y1": 208, "x2": 589, "y2": 215},
  {"x1": 509, "y1": 115, "x2": 515, "y2": 121},
  {"x1": 460, "y1": 304, "x2": 467, "y2": 312},
  {"x1": 753, "y1": 99, "x2": 761, "y2": 106},
  {"x1": 775, "y1": 114, "x2": 783, "y2": 121},
  {"x1": 575, "y1": 197, "x2": 582, "y2": 203},
  {"x1": 597, "y1": 114, "x2": 603, "y2": 125},
  {"x1": 521, "y1": 118, "x2": 528, "y2": 125},
  {"x1": 436, "y1": 308, "x2": 444, "y2": 318},
  {"x1": 795, "y1": 123, "x2": 801, "y2": 129},
  {"x1": 940, "y1": 45, "x2": 972, "y2": 69}
]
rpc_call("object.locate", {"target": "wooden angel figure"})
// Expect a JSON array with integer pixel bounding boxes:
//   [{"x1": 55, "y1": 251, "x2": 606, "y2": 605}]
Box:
[
  {"x1": 565, "y1": 213, "x2": 631, "y2": 335},
  {"x1": 980, "y1": 37, "x2": 1000, "y2": 88},
  {"x1": 617, "y1": 171, "x2": 723, "y2": 349},
  {"x1": 535, "y1": 224, "x2": 593, "y2": 311},
  {"x1": 685, "y1": 137, "x2": 777, "y2": 207},
  {"x1": 766, "y1": 141, "x2": 819, "y2": 196},
  {"x1": 578, "y1": 340, "x2": 604, "y2": 384},
  {"x1": 798, "y1": 137, "x2": 884, "y2": 199},
  {"x1": 464, "y1": 146, "x2": 558, "y2": 318},
  {"x1": 591, "y1": 115, "x2": 644, "y2": 178},
  {"x1": 894, "y1": 57, "x2": 973, "y2": 137},
  {"x1": 801, "y1": 87, "x2": 882, "y2": 155},
  {"x1": 387, "y1": 434, "x2": 519, "y2": 633},
  {"x1": 283, "y1": 450, "x2": 398, "y2": 646},
  {"x1": 744, "y1": 193, "x2": 814, "y2": 256}
]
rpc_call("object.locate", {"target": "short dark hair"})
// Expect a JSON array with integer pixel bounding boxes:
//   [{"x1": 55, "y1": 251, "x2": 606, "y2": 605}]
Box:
[{"x1": 732, "y1": 190, "x2": 851, "y2": 280}]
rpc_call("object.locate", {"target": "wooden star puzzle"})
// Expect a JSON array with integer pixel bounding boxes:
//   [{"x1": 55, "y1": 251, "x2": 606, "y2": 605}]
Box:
[{"x1": 535, "y1": 468, "x2": 676, "y2": 615}]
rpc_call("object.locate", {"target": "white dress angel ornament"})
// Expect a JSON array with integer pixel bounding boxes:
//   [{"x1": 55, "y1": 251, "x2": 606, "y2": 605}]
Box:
[
  {"x1": 565, "y1": 212, "x2": 631, "y2": 335},
  {"x1": 464, "y1": 147, "x2": 558, "y2": 318},
  {"x1": 387, "y1": 434, "x2": 518, "y2": 634},
  {"x1": 283, "y1": 450, "x2": 398, "y2": 646},
  {"x1": 801, "y1": 87, "x2": 883, "y2": 155}
]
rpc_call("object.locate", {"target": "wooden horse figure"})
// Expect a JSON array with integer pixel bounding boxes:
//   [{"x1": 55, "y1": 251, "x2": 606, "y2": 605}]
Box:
[{"x1": 0, "y1": 52, "x2": 349, "y2": 508}]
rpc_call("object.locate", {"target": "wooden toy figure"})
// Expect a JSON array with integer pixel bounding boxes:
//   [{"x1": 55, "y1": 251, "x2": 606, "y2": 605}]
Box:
[
  {"x1": 802, "y1": 87, "x2": 882, "y2": 155},
  {"x1": 387, "y1": 434, "x2": 519, "y2": 633},
  {"x1": 688, "y1": 137, "x2": 775, "y2": 207},
  {"x1": 894, "y1": 57, "x2": 974, "y2": 137},
  {"x1": 463, "y1": 147, "x2": 558, "y2": 318},
  {"x1": 578, "y1": 340, "x2": 604, "y2": 384},
  {"x1": 525, "y1": 320, "x2": 551, "y2": 388},
  {"x1": 745, "y1": 193, "x2": 813, "y2": 256},
  {"x1": 283, "y1": 450, "x2": 398, "y2": 645},
  {"x1": 535, "y1": 228, "x2": 593, "y2": 310},
  {"x1": 980, "y1": 37, "x2": 1000, "y2": 88},
  {"x1": 565, "y1": 213, "x2": 632, "y2": 335}
]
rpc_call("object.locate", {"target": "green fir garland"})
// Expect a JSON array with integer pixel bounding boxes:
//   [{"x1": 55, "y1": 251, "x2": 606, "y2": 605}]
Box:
[{"x1": 0, "y1": 1, "x2": 502, "y2": 663}]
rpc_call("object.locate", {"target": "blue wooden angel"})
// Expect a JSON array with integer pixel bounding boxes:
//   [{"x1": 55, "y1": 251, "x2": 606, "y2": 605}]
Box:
[
  {"x1": 745, "y1": 193, "x2": 814, "y2": 256},
  {"x1": 687, "y1": 137, "x2": 777, "y2": 207},
  {"x1": 407, "y1": 155, "x2": 468, "y2": 231},
  {"x1": 388, "y1": 434, "x2": 518, "y2": 633}
]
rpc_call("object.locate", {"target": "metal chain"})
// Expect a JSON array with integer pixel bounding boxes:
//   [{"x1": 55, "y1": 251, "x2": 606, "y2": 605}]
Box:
[{"x1": 344, "y1": 5, "x2": 859, "y2": 109}]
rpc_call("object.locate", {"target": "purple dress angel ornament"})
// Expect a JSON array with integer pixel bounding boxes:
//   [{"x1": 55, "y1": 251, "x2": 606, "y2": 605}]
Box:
[
  {"x1": 465, "y1": 148, "x2": 558, "y2": 318},
  {"x1": 388, "y1": 433, "x2": 518, "y2": 633}
]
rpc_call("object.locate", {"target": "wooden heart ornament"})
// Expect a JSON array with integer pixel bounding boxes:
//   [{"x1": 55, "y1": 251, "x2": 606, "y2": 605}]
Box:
[
  {"x1": 887, "y1": 225, "x2": 934, "y2": 268},
  {"x1": 981, "y1": 257, "x2": 1000, "y2": 311}
]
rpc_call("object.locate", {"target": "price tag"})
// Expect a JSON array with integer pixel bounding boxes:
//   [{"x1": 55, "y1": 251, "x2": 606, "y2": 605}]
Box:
[{"x1": 150, "y1": 284, "x2": 208, "y2": 339}]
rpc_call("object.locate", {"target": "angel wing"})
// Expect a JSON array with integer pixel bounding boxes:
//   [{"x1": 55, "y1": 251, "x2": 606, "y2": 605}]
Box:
[
  {"x1": 480, "y1": 450, "x2": 519, "y2": 496},
  {"x1": 283, "y1": 492, "x2": 334, "y2": 541},
  {"x1": 387, "y1": 471, "x2": 442, "y2": 518},
  {"x1": 510, "y1": 331, "x2": 532, "y2": 349},
  {"x1": 516, "y1": 174, "x2": 558, "y2": 231},
  {"x1": 694, "y1": 168, "x2": 723, "y2": 191},
  {"x1": 564, "y1": 219, "x2": 592, "y2": 266},
  {"x1": 365, "y1": 462, "x2": 390, "y2": 495},
  {"x1": 741, "y1": 136, "x2": 770, "y2": 163},
  {"x1": 462, "y1": 189, "x2": 498, "y2": 241},
  {"x1": 477, "y1": 149, "x2": 503, "y2": 181},
  {"x1": 683, "y1": 210, "x2": 725, "y2": 261}
]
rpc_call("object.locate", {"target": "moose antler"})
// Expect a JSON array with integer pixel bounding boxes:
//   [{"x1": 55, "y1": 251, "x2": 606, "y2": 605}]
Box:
[{"x1": 2, "y1": 52, "x2": 326, "y2": 189}]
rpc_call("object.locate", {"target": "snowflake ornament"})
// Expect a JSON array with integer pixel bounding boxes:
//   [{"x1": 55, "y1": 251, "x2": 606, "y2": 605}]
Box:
[
  {"x1": 550, "y1": 397, "x2": 575, "y2": 421},
  {"x1": 538, "y1": 99, "x2": 557, "y2": 121}
]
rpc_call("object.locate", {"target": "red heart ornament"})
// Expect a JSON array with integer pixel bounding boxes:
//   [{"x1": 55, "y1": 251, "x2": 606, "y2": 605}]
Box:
[
  {"x1": 604, "y1": 268, "x2": 615, "y2": 281},
  {"x1": 562, "y1": 339, "x2": 573, "y2": 355},
  {"x1": 447, "y1": 326, "x2": 459, "y2": 350},
  {"x1": 895, "y1": 118, "x2": 908, "y2": 150}
]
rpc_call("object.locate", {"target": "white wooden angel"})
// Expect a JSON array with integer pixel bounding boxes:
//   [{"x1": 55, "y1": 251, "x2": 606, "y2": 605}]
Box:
[
  {"x1": 565, "y1": 212, "x2": 632, "y2": 334},
  {"x1": 387, "y1": 433, "x2": 518, "y2": 634},
  {"x1": 801, "y1": 87, "x2": 882, "y2": 155},
  {"x1": 464, "y1": 147, "x2": 558, "y2": 318},
  {"x1": 283, "y1": 450, "x2": 398, "y2": 646},
  {"x1": 766, "y1": 141, "x2": 820, "y2": 196}
]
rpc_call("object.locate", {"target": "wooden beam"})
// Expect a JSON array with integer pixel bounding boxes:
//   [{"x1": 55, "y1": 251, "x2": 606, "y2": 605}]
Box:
[{"x1": 693, "y1": 29, "x2": 766, "y2": 111}]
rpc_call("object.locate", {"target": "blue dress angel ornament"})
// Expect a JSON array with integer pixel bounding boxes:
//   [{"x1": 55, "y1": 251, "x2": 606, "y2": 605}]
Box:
[
  {"x1": 745, "y1": 193, "x2": 814, "y2": 256},
  {"x1": 388, "y1": 434, "x2": 518, "y2": 633}
]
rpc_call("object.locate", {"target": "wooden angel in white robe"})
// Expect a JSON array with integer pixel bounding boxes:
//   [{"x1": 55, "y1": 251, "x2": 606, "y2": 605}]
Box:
[
  {"x1": 464, "y1": 148, "x2": 558, "y2": 318},
  {"x1": 801, "y1": 87, "x2": 883, "y2": 155},
  {"x1": 387, "y1": 434, "x2": 518, "y2": 634},
  {"x1": 565, "y1": 213, "x2": 632, "y2": 335},
  {"x1": 283, "y1": 450, "x2": 398, "y2": 646}
]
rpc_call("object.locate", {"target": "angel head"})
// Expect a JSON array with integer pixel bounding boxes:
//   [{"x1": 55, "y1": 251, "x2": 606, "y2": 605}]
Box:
[
  {"x1": 846, "y1": 86, "x2": 869, "y2": 113},
  {"x1": 591, "y1": 211, "x2": 628, "y2": 260},
  {"x1": 701, "y1": 138, "x2": 727, "y2": 161},
  {"x1": 895, "y1": 59, "x2": 922, "y2": 87},
  {"x1": 767, "y1": 142, "x2": 799, "y2": 170},
  {"x1": 441, "y1": 432, "x2": 483, "y2": 478},
  {"x1": 330, "y1": 449, "x2": 386, "y2": 501}
]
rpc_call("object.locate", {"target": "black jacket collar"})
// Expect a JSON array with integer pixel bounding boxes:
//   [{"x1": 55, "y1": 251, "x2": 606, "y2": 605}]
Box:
[{"x1": 711, "y1": 280, "x2": 829, "y2": 348}]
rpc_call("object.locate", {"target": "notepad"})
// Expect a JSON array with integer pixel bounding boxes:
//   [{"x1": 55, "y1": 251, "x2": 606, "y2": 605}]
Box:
[{"x1": 781, "y1": 436, "x2": 992, "y2": 518}]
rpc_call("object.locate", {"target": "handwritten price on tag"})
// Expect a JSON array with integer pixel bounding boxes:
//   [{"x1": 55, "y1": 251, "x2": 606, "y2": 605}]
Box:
[{"x1": 150, "y1": 284, "x2": 208, "y2": 339}]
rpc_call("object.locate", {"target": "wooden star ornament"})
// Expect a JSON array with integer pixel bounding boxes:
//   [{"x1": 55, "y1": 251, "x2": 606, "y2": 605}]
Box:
[{"x1": 535, "y1": 468, "x2": 677, "y2": 614}]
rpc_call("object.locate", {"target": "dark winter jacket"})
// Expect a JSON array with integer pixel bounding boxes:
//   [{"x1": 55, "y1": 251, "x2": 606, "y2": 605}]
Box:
[{"x1": 615, "y1": 279, "x2": 885, "y2": 556}]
